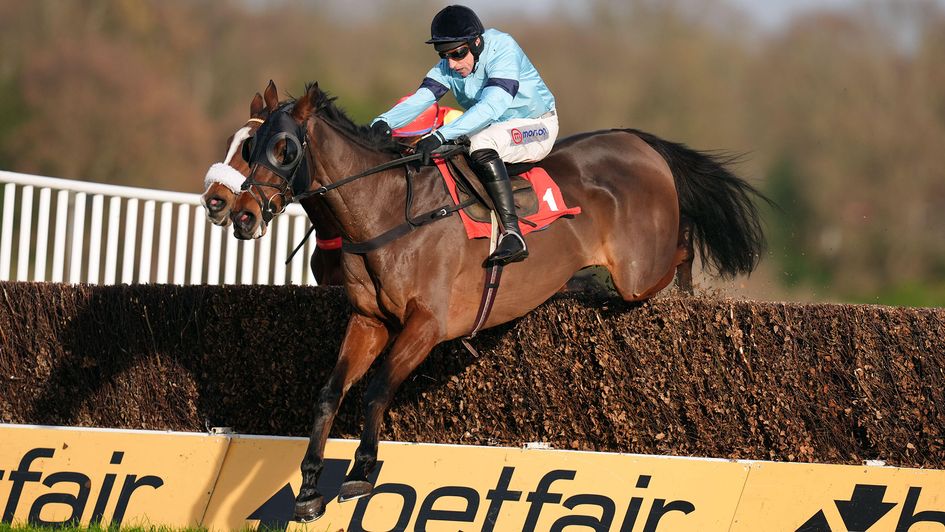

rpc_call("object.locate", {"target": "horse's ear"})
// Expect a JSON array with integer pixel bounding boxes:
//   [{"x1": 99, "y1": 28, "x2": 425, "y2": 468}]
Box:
[
  {"x1": 293, "y1": 84, "x2": 318, "y2": 121},
  {"x1": 264, "y1": 80, "x2": 279, "y2": 112},
  {"x1": 250, "y1": 92, "x2": 264, "y2": 118}
]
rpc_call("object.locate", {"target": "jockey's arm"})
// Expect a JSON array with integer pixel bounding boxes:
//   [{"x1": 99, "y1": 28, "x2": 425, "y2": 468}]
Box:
[
  {"x1": 435, "y1": 42, "x2": 521, "y2": 141},
  {"x1": 372, "y1": 65, "x2": 448, "y2": 130},
  {"x1": 434, "y1": 86, "x2": 512, "y2": 141}
]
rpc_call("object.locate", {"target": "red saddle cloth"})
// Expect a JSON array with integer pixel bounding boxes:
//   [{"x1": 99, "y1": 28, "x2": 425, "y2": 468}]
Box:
[{"x1": 435, "y1": 159, "x2": 582, "y2": 240}]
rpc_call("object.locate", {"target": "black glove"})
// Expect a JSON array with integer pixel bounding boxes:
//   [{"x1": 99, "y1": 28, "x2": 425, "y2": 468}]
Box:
[
  {"x1": 370, "y1": 120, "x2": 392, "y2": 139},
  {"x1": 416, "y1": 131, "x2": 444, "y2": 165}
]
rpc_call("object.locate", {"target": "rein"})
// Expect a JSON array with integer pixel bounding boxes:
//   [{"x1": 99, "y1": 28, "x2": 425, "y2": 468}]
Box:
[
  {"x1": 294, "y1": 152, "x2": 423, "y2": 201},
  {"x1": 290, "y1": 141, "x2": 473, "y2": 255},
  {"x1": 295, "y1": 142, "x2": 470, "y2": 200}
]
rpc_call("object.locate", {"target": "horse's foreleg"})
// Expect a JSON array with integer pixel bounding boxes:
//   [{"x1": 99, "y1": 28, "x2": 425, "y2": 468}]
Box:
[
  {"x1": 294, "y1": 314, "x2": 390, "y2": 522},
  {"x1": 338, "y1": 305, "x2": 441, "y2": 501},
  {"x1": 311, "y1": 248, "x2": 344, "y2": 286}
]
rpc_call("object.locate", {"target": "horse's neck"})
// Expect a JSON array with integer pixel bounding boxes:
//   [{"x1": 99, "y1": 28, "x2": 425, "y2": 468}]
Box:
[{"x1": 311, "y1": 120, "x2": 405, "y2": 243}]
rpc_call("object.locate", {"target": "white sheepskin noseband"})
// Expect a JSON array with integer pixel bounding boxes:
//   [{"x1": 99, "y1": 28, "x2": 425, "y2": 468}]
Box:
[{"x1": 203, "y1": 163, "x2": 246, "y2": 195}]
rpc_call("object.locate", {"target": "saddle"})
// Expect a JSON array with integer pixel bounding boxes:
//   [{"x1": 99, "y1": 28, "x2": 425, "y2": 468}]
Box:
[{"x1": 441, "y1": 153, "x2": 539, "y2": 225}]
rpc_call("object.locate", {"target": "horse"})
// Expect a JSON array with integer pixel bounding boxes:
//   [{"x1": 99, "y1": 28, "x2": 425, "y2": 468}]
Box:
[
  {"x1": 201, "y1": 82, "x2": 344, "y2": 285},
  {"x1": 231, "y1": 82, "x2": 769, "y2": 522}
]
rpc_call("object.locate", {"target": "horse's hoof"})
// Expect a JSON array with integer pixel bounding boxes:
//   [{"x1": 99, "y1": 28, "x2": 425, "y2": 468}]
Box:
[
  {"x1": 338, "y1": 480, "x2": 374, "y2": 502},
  {"x1": 293, "y1": 497, "x2": 325, "y2": 523}
]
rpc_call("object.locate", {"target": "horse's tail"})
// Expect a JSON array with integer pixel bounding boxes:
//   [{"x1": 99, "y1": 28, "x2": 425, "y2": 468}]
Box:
[{"x1": 622, "y1": 128, "x2": 771, "y2": 278}]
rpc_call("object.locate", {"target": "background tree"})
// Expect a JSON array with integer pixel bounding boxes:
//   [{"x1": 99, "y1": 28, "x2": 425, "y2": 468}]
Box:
[{"x1": 1, "y1": 0, "x2": 943, "y2": 305}]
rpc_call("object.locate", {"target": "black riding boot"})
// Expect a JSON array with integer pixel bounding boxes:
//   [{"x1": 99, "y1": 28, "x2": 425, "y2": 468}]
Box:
[{"x1": 473, "y1": 149, "x2": 528, "y2": 265}]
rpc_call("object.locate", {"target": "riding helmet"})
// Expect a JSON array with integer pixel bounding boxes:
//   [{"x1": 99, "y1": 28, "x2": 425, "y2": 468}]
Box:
[{"x1": 426, "y1": 5, "x2": 485, "y2": 54}]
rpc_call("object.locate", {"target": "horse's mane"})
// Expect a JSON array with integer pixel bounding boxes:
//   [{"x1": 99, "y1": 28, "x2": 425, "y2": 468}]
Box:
[{"x1": 301, "y1": 82, "x2": 403, "y2": 155}]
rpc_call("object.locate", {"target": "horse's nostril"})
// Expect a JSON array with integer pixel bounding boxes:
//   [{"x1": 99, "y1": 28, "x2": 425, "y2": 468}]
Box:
[{"x1": 239, "y1": 212, "x2": 254, "y2": 224}]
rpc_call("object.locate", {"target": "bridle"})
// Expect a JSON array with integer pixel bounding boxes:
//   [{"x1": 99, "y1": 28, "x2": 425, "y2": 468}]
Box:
[
  {"x1": 240, "y1": 144, "x2": 308, "y2": 223},
  {"x1": 240, "y1": 104, "x2": 312, "y2": 223}
]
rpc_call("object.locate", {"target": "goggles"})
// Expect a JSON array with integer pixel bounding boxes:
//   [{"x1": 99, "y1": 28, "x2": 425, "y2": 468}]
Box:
[{"x1": 438, "y1": 45, "x2": 470, "y2": 61}]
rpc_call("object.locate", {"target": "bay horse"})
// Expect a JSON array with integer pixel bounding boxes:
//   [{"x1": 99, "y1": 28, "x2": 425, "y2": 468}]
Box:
[
  {"x1": 232, "y1": 82, "x2": 768, "y2": 522},
  {"x1": 201, "y1": 82, "x2": 344, "y2": 285}
]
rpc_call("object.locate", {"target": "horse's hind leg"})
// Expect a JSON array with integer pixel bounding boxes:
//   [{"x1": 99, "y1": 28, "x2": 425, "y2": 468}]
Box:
[
  {"x1": 611, "y1": 257, "x2": 681, "y2": 303},
  {"x1": 606, "y1": 228, "x2": 686, "y2": 303},
  {"x1": 675, "y1": 216, "x2": 695, "y2": 294},
  {"x1": 294, "y1": 314, "x2": 390, "y2": 522},
  {"x1": 603, "y1": 211, "x2": 684, "y2": 303},
  {"x1": 339, "y1": 304, "x2": 441, "y2": 501}
]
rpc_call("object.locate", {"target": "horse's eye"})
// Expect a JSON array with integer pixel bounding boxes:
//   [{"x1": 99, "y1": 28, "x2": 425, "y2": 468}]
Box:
[
  {"x1": 282, "y1": 139, "x2": 299, "y2": 166},
  {"x1": 265, "y1": 133, "x2": 300, "y2": 169}
]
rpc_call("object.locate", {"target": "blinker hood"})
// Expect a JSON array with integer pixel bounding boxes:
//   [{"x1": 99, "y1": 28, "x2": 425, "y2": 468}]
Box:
[{"x1": 243, "y1": 104, "x2": 311, "y2": 196}]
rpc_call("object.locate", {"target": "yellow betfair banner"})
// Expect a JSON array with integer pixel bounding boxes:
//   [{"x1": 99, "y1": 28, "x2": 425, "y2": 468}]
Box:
[
  {"x1": 732, "y1": 461, "x2": 945, "y2": 532},
  {"x1": 5, "y1": 424, "x2": 944, "y2": 531},
  {"x1": 203, "y1": 437, "x2": 751, "y2": 531},
  {"x1": 0, "y1": 424, "x2": 229, "y2": 528}
]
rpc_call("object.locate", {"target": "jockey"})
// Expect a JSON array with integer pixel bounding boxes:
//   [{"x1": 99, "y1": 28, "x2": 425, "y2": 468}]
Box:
[{"x1": 371, "y1": 5, "x2": 557, "y2": 265}]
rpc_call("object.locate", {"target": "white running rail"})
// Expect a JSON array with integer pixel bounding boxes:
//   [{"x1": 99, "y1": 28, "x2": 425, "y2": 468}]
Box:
[{"x1": 0, "y1": 170, "x2": 318, "y2": 285}]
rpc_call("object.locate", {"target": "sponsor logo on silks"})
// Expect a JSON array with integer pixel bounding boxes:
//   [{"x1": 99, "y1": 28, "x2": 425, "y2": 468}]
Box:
[{"x1": 509, "y1": 125, "x2": 548, "y2": 146}]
